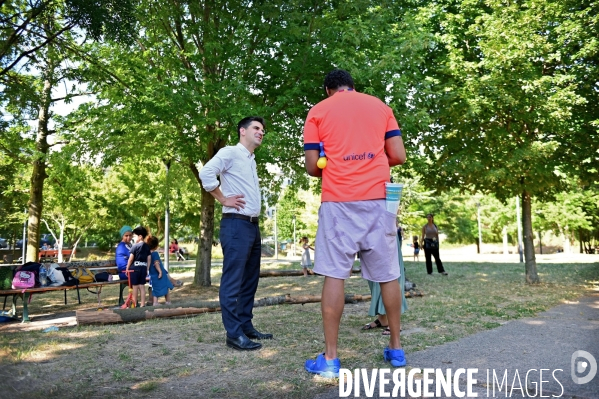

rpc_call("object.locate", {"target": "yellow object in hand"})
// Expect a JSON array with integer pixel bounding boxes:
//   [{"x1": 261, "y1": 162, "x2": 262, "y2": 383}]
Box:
[{"x1": 317, "y1": 157, "x2": 327, "y2": 169}]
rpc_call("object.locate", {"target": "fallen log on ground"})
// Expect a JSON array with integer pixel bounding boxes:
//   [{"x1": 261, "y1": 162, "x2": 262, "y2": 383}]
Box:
[
  {"x1": 258, "y1": 268, "x2": 361, "y2": 277},
  {"x1": 76, "y1": 293, "x2": 372, "y2": 325}
]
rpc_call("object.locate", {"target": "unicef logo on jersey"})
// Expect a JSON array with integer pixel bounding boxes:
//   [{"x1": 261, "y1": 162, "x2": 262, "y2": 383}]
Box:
[{"x1": 343, "y1": 152, "x2": 375, "y2": 161}]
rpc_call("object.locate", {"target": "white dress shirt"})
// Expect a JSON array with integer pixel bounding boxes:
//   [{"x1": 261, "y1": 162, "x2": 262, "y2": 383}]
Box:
[{"x1": 199, "y1": 143, "x2": 261, "y2": 217}]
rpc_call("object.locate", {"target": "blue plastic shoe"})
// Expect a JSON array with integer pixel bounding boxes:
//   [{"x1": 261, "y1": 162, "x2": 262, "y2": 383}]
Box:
[
  {"x1": 383, "y1": 347, "x2": 407, "y2": 367},
  {"x1": 305, "y1": 353, "x2": 340, "y2": 378}
]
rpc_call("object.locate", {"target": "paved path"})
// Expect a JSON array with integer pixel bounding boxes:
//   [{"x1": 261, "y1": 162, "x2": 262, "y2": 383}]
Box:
[{"x1": 314, "y1": 293, "x2": 599, "y2": 398}]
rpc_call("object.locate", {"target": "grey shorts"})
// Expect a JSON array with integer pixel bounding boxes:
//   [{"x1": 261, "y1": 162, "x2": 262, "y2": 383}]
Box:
[{"x1": 313, "y1": 200, "x2": 400, "y2": 282}]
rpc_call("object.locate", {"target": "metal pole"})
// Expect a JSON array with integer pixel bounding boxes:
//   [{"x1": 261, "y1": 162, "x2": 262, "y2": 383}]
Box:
[
  {"x1": 292, "y1": 215, "x2": 296, "y2": 258},
  {"x1": 164, "y1": 161, "x2": 170, "y2": 271},
  {"x1": 22, "y1": 209, "x2": 27, "y2": 263},
  {"x1": 516, "y1": 196, "x2": 523, "y2": 263},
  {"x1": 477, "y1": 202, "x2": 482, "y2": 254},
  {"x1": 274, "y1": 207, "x2": 278, "y2": 260}
]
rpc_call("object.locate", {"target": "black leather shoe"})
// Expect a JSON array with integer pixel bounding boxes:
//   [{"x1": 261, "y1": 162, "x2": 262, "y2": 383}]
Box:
[
  {"x1": 243, "y1": 328, "x2": 273, "y2": 340},
  {"x1": 226, "y1": 334, "x2": 262, "y2": 351}
]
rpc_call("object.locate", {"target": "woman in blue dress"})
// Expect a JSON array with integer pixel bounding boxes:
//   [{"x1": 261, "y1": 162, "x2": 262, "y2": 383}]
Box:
[{"x1": 147, "y1": 236, "x2": 174, "y2": 305}]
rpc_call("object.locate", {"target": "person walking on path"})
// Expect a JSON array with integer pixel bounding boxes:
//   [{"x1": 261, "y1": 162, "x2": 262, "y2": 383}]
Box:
[
  {"x1": 301, "y1": 237, "x2": 314, "y2": 277},
  {"x1": 199, "y1": 116, "x2": 273, "y2": 352},
  {"x1": 303, "y1": 69, "x2": 407, "y2": 378},
  {"x1": 421, "y1": 214, "x2": 447, "y2": 275}
]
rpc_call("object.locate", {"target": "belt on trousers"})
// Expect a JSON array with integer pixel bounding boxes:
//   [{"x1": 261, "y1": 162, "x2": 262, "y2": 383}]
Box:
[{"x1": 222, "y1": 213, "x2": 259, "y2": 224}]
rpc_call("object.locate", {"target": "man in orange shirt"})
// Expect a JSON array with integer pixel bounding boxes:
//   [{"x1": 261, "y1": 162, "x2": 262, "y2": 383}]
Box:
[{"x1": 303, "y1": 69, "x2": 407, "y2": 377}]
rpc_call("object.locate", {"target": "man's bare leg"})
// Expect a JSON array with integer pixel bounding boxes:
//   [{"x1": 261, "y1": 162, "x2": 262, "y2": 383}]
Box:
[
  {"x1": 380, "y1": 279, "x2": 402, "y2": 349},
  {"x1": 321, "y1": 276, "x2": 345, "y2": 360}
]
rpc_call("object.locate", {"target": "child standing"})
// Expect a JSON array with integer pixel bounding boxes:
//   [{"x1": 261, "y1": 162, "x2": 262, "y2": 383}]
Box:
[
  {"x1": 301, "y1": 236, "x2": 314, "y2": 277},
  {"x1": 413, "y1": 236, "x2": 420, "y2": 262},
  {"x1": 148, "y1": 236, "x2": 174, "y2": 305},
  {"x1": 126, "y1": 226, "x2": 151, "y2": 307}
]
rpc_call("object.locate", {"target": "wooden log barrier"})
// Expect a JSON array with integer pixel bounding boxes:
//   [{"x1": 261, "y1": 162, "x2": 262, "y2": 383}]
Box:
[
  {"x1": 76, "y1": 293, "x2": 373, "y2": 326},
  {"x1": 258, "y1": 268, "x2": 361, "y2": 277}
]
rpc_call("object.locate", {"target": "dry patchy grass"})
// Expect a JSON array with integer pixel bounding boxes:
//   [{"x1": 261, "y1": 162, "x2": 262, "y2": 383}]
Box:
[{"x1": 0, "y1": 255, "x2": 597, "y2": 399}]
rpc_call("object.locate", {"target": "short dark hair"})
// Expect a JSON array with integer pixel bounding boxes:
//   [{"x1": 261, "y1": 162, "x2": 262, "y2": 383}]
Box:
[
  {"x1": 132, "y1": 226, "x2": 148, "y2": 238},
  {"x1": 323, "y1": 69, "x2": 354, "y2": 94},
  {"x1": 237, "y1": 116, "x2": 266, "y2": 140},
  {"x1": 148, "y1": 236, "x2": 159, "y2": 250}
]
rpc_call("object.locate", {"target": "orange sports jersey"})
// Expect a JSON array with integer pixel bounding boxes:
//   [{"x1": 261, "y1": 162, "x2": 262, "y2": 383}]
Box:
[{"x1": 303, "y1": 90, "x2": 401, "y2": 202}]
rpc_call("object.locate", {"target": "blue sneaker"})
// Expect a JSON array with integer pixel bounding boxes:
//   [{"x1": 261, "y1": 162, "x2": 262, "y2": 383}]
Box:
[
  {"x1": 305, "y1": 353, "x2": 340, "y2": 378},
  {"x1": 383, "y1": 347, "x2": 407, "y2": 367}
]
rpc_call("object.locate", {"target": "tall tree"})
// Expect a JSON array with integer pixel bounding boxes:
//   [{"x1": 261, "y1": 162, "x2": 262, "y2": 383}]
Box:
[
  {"x1": 0, "y1": 0, "x2": 135, "y2": 76},
  {"x1": 416, "y1": 0, "x2": 598, "y2": 283}
]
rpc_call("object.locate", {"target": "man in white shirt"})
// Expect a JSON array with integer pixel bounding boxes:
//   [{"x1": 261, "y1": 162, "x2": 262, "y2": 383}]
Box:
[{"x1": 199, "y1": 116, "x2": 272, "y2": 351}]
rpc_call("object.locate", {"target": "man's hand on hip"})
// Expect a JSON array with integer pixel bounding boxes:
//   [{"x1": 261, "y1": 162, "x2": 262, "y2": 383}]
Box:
[{"x1": 223, "y1": 194, "x2": 246, "y2": 211}]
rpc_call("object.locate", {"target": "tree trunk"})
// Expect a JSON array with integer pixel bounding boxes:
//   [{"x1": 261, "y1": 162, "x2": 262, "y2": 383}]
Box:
[
  {"x1": 26, "y1": 60, "x2": 54, "y2": 262},
  {"x1": 196, "y1": 188, "x2": 215, "y2": 286},
  {"x1": 502, "y1": 226, "x2": 509, "y2": 255},
  {"x1": 522, "y1": 190, "x2": 539, "y2": 284},
  {"x1": 563, "y1": 227, "x2": 571, "y2": 253},
  {"x1": 188, "y1": 133, "x2": 225, "y2": 288}
]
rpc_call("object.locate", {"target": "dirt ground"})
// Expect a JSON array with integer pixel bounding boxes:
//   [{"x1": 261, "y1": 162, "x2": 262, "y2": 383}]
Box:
[{"x1": 1, "y1": 250, "x2": 596, "y2": 399}]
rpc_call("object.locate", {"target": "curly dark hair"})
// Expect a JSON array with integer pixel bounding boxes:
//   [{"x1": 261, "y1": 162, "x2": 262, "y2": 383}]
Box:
[{"x1": 323, "y1": 69, "x2": 354, "y2": 95}]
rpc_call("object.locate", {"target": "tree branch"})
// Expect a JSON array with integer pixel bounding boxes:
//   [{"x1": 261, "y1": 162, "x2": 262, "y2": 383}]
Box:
[
  {"x1": 1, "y1": 22, "x2": 74, "y2": 76},
  {"x1": 51, "y1": 92, "x2": 94, "y2": 102}
]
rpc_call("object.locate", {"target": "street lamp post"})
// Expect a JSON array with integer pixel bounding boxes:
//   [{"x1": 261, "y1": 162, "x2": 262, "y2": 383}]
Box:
[
  {"x1": 164, "y1": 160, "x2": 170, "y2": 271},
  {"x1": 274, "y1": 207, "x2": 278, "y2": 260},
  {"x1": 292, "y1": 215, "x2": 296, "y2": 258},
  {"x1": 477, "y1": 202, "x2": 482, "y2": 254},
  {"x1": 516, "y1": 196, "x2": 523, "y2": 263},
  {"x1": 21, "y1": 208, "x2": 27, "y2": 263}
]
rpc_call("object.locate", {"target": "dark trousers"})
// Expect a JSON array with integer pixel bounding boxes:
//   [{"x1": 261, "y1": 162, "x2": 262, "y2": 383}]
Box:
[
  {"x1": 219, "y1": 218, "x2": 262, "y2": 339},
  {"x1": 424, "y1": 246, "x2": 445, "y2": 274}
]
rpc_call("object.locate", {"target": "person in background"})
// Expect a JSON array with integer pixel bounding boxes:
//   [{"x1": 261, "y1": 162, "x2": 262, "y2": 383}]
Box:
[
  {"x1": 362, "y1": 223, "x2": 408, "y2": 335},
  {"x1": 147, "y1": 236, "x2": 174, "y2": 306},
  {"x1": 421, "y1": 214, "x2": 447, "y2": 275},
  {"x1": 125, "y1": 226, "x2": 151, "y2": 307},
  {"x1": 412, "y1": 236, "x2": 420, "y2": 262},
  {"x1": 301, "y1": 237, "x2": 314, "y2": 277},
  {"x1": 303, "y1": 69, "x2": 407, "y2": 377},
  {"x1": 41, "y1": 242, "x2": 50, "y2": 250},
  {"x1": 169, "y1": 239, "x2": 186, "y2": 261},
  {"x1": 116, "y1": 225, "x2": 133, "y2": 280}
]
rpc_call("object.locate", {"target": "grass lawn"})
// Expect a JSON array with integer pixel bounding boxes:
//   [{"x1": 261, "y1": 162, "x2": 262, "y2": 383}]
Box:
[{"x1": 0, "y1": 253, "x2": 597, "y2": 398}]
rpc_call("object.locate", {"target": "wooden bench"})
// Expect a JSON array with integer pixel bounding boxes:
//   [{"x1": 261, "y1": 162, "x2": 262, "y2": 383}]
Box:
[
  {"x1": 0, "y1": 260, "x2": 130, "y2": 322},
  {"x1": 39, "y1": 249, "x2": 73, "y2": 262}
]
